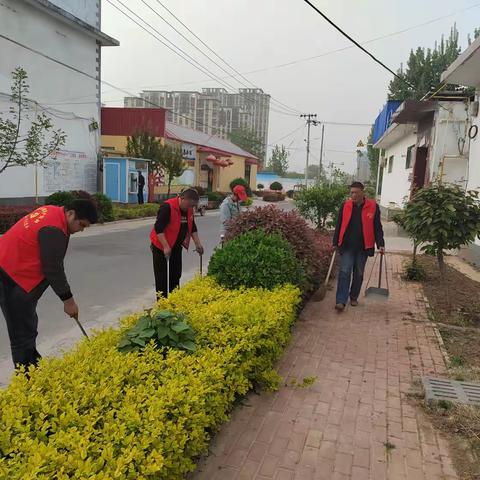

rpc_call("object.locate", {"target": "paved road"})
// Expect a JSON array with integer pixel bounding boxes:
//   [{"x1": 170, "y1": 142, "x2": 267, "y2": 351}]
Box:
[{"x1": 0, "y1": 209, "x2": 224, "y2": 385}]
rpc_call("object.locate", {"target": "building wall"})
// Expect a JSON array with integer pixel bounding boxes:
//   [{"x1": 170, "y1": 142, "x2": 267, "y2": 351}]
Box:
[
  {"x1": 467, "y1": 93, "x2": 480, "y2": 249},
  {"x1": 0, "y1": 0, "x2": 101, "y2": 202},
  {"x1": 429, "y1": 101, "x2": 470, "y2": 187},
  {"x1": 48, "y1": 0, "x2": 100, "y2": 28},
  {"x1": 379, "y1": 132, "x2": 417, "y2": 210}
]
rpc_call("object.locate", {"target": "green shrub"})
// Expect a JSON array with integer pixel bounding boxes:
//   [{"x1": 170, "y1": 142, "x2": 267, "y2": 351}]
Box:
[
  {"x1": 118, "y1": 310, "x2": 196, "y2": 353},
  {"x1": 257, "y1": 183, "x2": 264, "y2": 190},
  {"x1": 113, "y1": 203, "x2": 159, "y2": 220},
  {"x1": 207, "y1": 191, "x2": 225, "y2": 202},
  {"x1": 92, "y1": 192, "x2": 114, "y2": 222},
  {"x1": 270, "y1": 181, "x2": 283, "y2": 191},
  {"x1": 45, "y1": 191, "x2": 75, "y2": 206},
  {"x1": 0, "y1": 277, "x2": 300, "y2": 479},
  {"x1": 208, "y1": 230, "x2": 305, "y2": 290},
  {"x1": 230, "y1": 177, "x2": 252, "y2": 197},
  {"x1": 404, "y1": 260, "x2": 427, "y2": 281}
]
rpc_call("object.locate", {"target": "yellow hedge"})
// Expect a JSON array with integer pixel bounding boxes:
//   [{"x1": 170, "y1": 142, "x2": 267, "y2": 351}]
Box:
[{"x1": 0, "y1": 277, "x2": 300, "y2": 479}]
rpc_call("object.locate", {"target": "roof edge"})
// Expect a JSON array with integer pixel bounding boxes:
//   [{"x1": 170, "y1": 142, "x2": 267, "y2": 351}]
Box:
[{"x1": 23, "y1": 0, "x2": 119, "y2": 46}]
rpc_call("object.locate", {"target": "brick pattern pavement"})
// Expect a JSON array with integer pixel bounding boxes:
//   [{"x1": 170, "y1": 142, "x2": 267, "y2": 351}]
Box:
[{"x1": 192, "y1": 254, "x2": 457, "y2": 480}]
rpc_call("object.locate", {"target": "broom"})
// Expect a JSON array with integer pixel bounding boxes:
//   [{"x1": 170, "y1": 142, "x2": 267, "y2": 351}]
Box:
[{"x1": 312, "y1": 250, "x2": 336, "y2": 302}]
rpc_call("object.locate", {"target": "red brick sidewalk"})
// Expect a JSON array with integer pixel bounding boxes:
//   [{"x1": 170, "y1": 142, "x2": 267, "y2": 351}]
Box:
[{"x1": 192, "y1": 254, "x2": 457, "y2": 480}]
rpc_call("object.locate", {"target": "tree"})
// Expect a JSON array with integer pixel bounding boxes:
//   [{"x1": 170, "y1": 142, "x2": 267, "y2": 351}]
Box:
[
  {"x1": 295, "y1": 182, "x2": 348, "y2": 229},
  {"x1": 0, "y1": 67, "x2": 66, "y2": 175},
  {"x1": 388, "y1": 25, "x2": 461, "y2": 101},
  {"x1": 228, "y1": 127, "x2": 265, "y2": 162},
  {"x1": 267, "y1": 145, "x2": 289, "y2": 176},
  {"x1": 157, "y1": 143, "x2": 185, "y2": 197},
  {"x1": 402, "y1": 182, "x2": 480, "y2": 274},
  {"x1": 126, "y1": 130, "x2": 160, "y2": 161}
]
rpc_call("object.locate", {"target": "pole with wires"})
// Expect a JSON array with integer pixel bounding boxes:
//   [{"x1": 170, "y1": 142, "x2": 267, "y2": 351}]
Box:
[{"x1": 300, "y1": 114, "x2": 318, "y2": 187}]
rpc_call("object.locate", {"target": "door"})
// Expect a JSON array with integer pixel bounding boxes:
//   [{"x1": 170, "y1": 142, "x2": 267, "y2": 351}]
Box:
[
  {"x1": 105, "y1": 163, "x2": 120, "y2": 202},
  {"x1": 411, "y1": 147, "x2": 427, "y2": 197}
]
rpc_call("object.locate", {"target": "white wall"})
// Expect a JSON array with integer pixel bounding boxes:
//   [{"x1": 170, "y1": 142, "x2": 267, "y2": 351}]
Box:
[
  {"x1": 0, "y1": 0, "x2": 100, "y2": 201},
  {"x1": 49, "y1": 0, "x2": 99, "y2": 28},
  {"x1": 429, "y1": 101, "x2": 470, "y2": 187},
  {"x1": 467, "y1": 93, "x2": 480, "y2": 248},
  {"x1": 379, "y1": 132, "x2": 417, "y2": 209}
]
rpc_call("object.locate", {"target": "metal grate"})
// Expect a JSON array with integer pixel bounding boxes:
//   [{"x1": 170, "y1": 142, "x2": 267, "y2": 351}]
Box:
[{"x1": 423, "y1": 377, "x2": 480, "y2": 405}]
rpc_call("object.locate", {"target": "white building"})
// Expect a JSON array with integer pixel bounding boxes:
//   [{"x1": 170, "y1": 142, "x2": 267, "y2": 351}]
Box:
[
  {"x1": 0, "y1": 0, "x2": 118, "y2": 204},
  {"x1": 374, "y1": 97, "x2": 470, "y2": 219},
  {"x1": 441, "y1": 36, "x2": 480, "y2": 263}
]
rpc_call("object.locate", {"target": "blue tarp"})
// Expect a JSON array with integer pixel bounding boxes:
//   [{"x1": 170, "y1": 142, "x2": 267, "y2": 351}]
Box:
[{"x1": 372, "y1": 100, "x2": 402, "y2": 144}]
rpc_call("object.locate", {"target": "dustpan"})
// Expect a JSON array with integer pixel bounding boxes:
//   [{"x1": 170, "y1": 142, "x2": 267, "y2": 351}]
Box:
[{"x1": 365, "y1": 252, "x2": 389, "y2": 299}]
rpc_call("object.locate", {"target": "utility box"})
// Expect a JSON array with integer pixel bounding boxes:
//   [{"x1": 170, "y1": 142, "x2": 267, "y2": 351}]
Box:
[{"x1": 103, "y1": 157, "x2": 149, "y2": 203}]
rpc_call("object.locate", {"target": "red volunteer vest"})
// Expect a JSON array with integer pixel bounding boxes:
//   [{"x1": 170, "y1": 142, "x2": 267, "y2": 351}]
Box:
[
  {"x1": 0, "y1": 206, "x2": 68, "y2": 292},
  {"x1": 150, "y1": 197, "x2": 194, "y2": 251},
  {"x1": 338, "y1": 199, "x2": 376, "y2": 250}
]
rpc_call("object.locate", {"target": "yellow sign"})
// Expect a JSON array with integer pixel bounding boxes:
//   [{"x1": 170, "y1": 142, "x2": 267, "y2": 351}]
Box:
[{"x1": 356, "y1": 140, "x2": 365, "y2": 148}]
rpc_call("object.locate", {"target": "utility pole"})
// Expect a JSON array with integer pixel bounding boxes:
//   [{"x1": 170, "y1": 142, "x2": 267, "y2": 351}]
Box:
[
  {"x1": 300, "y1": 114, "x2": 318, "y2": 186},
  {"x1": 318, "y1": 124, "x2": 325, "y2": 184}
]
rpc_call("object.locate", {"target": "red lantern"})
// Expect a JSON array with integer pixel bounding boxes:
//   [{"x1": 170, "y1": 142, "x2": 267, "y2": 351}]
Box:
[{"x1": 206, "y1": 154, "x2": 216, "y2": 162}]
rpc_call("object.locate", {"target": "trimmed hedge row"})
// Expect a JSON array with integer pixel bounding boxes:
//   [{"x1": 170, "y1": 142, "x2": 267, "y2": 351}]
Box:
[
  {"x1": 0, "y1": 206, "x2": 34, "y2": 234},
  {"x1": 113, "y1": 203, "x2": 159, "y2": 220},
  {"x1": 0, "y1": 277, "x2": 300, "y2": 479}
]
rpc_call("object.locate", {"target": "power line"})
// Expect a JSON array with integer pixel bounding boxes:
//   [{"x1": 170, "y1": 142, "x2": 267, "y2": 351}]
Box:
[
  {"x1": 148, "y1": 0, "x2": 302, "y2": 115},
  {"x1": 108, "y1": 0, "x2": 298, "y2": 116},
  {"x1": 301, "y1": 0, "x2": 415, "y2": 90},
  {"x1": 268, "y1": 124, "x2": 305, "y2": 145}
]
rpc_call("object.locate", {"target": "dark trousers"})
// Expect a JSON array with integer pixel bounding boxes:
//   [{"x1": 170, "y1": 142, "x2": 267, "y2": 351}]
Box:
[
  {"x1": 138, "y1": 188, "x2": 144, "y2": 204},
  {"x1": 335, "y1": 249, "x2": 369, "y2": 305},
  {"x1": 0, "y1": 271, "x2": 45, "y2": 369},
  {"x1": 151, "y1": 244, "x2": 182, "y2": 299}
]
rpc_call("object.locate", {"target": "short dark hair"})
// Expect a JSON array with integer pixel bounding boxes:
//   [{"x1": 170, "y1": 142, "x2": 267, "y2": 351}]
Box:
[
  {"x1": 180, "y1": 188, "x2": 199, "y2": 201},
  {"x1": 350, "y1": 181, "x2": 365, "y2": 190},
  {"x1": 67, "y1": 199, "x2": 98, "y2": 224}
]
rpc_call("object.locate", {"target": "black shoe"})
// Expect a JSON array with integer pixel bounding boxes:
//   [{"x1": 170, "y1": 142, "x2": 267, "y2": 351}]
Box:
[{"x1": 335, "y1": 303, "x2": 345, "y2": 312}]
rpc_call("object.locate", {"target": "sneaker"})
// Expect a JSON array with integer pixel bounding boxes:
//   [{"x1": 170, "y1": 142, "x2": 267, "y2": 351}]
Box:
[
  {"x1": 350, "y1": 299, "x2": 359, "y2": 307},
  {"x1": 335, "y1": 303, "x2": 345, "y2": 312}
]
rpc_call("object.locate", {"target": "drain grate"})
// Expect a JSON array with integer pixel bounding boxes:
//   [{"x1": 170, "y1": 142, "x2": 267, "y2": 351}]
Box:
[{"x1": 423, "y1": 377, "x2": 480, "y2": 405}]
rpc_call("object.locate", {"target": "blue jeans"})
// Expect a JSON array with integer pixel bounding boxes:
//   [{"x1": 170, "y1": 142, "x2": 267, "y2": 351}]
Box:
[{"x1": 335, "y1": 249, "x2": 369, "y2": 305}]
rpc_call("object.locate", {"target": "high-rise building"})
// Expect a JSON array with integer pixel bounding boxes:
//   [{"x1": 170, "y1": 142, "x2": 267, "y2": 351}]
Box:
[{"x1": 124, "y1": 87, "x2": 270, "y2": 162}]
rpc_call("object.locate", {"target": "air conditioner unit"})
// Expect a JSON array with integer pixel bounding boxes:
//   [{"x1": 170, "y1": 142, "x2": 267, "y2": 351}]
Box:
[{"x1": 471, "y1": 101, "x2": 479, "y2": 117}]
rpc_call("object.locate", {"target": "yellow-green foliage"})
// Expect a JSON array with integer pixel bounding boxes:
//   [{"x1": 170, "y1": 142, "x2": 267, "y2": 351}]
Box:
[{"x1": 0, "y1": 277, "x2": 300, "y2": 479}]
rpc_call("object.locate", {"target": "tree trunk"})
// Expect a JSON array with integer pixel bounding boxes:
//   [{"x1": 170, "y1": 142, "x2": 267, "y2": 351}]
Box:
[
  {"x1": 437, "y1": 248, "x2": 446, "y2": 275},
  {"x1": 412, "y1": 241, "x2": 418, "y2": 263},
  {"x1": 167, "y1": 178, "x2": 172, "y2": 198}
]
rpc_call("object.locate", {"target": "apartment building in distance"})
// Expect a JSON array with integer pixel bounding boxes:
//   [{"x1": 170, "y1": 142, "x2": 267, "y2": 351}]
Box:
[{"x1": 124, "y1": 87, "x2": 270, "y2": 162}]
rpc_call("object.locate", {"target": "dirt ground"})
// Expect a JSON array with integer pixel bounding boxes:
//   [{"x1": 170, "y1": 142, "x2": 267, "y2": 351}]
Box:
[{"x1": 410, "y1": 255, "x2": 480, "y2": 479}]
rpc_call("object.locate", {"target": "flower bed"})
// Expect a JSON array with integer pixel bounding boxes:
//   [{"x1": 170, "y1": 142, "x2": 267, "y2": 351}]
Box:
[{"x1": 0, "y1": 277, "x2": 300, "y2": 479}]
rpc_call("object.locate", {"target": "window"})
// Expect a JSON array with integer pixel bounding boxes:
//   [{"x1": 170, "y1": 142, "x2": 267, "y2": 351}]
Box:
[
  {"x1": 406, "y1": 145, "x2": 415, "y2": 169},
  {"x1": 129, "y1": 172, "x2": 139, "y2": 194},
  {"x1": 388, "y1": 156, "x2": 394, "y2": 173}
]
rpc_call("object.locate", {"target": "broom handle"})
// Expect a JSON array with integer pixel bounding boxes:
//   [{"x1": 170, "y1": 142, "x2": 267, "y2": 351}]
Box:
[
  {"x1": 378, "y1": 253, "x2": 383, "y2": 288},
  {"x1": 325, "y1": 250, "x2": 336, "y2": 285}
]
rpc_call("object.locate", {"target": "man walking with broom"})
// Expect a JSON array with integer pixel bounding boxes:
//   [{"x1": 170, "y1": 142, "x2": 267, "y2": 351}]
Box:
[{"x1": 333, "y1": 182, "x2": 385, "y2": 311}]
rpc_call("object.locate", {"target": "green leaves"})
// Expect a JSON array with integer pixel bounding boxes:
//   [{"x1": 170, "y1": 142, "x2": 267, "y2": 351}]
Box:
[
  {"x1": 0, "y1": 67, "x2": 66, "y2": 174},
  {"x1": 118, "y1": 310, "x2": 196, "y2": 354},
  {"x1": 208, "y1": 229, "x2": 306, "y2": 290},
  {"x1": 402, "y1": 182, "x2": 480, "y2": 272}
]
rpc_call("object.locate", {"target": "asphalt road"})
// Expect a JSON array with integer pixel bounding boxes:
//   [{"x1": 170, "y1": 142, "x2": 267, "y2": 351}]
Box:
[{"x1": 0, "y1": 209, "x2": 224, "y2": 385}]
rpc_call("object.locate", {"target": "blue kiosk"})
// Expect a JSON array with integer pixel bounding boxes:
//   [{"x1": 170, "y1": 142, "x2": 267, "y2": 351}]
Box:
[{"x1": 103, "y1": 157, "x2": 149, "y2": 204}]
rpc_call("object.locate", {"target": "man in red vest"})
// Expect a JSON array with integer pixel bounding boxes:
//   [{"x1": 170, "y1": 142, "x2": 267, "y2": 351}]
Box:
[
  {"x1": 333, "y1": 182, "x2": 385, "y2": 311},
  {"x1": 150, "y1": 188, "x2": 204, "y2": 299},
  {"x1": 0, "y1": 199, "x2": 98, "y2": 369}
]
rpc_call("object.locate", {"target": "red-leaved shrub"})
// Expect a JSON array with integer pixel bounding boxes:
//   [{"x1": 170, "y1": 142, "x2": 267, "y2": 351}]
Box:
[
  {"x1": 0, "y1": 206, "x2": 34, "y2": 234},
  {"x1": 226, "y1": 205, "x2": 333, "y2": 292}
]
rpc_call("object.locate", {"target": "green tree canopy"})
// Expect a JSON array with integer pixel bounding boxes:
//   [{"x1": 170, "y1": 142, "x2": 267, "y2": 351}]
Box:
[
  {"x1": 228, "y1": 127, "x2": 265, "y2": 162},
  {"x1": 267, "y1": 145, "x2": 289, "y2": 176}
]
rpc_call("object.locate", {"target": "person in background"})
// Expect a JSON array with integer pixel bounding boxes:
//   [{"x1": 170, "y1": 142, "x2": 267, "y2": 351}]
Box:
[
  {"x1": 138, "y1": 171, "x2": 145, "y2": 205},
  {"x1": 0, "y1": 199, "x2": 98, "y2": 369},
  {"x1": 333, "y1": 181, "x2": 385, "y2": 311},
  {"x1": 150, "y1": 188, "x2": 204, "y2": 299},
  {"x1": 220, "y1": 184, "x2": 247, "y2": 238}
]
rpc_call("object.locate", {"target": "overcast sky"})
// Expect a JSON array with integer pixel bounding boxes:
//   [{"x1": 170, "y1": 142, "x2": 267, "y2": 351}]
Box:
[{"x1": 100, "y1": 0, "x2": 480, "y2": 175}]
